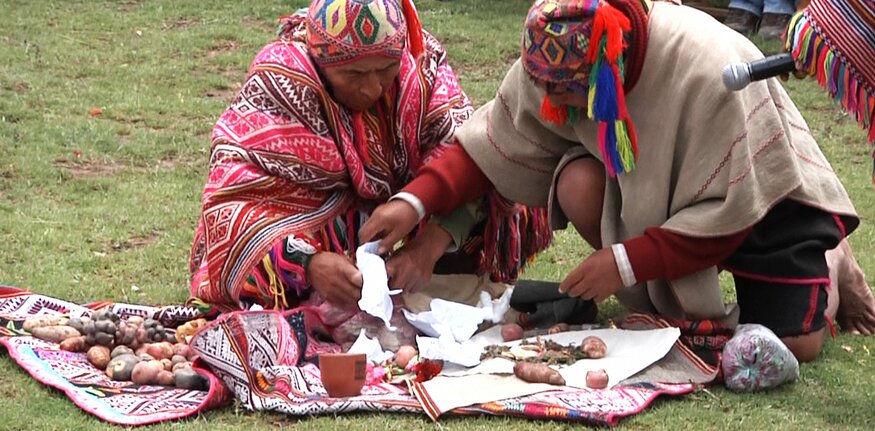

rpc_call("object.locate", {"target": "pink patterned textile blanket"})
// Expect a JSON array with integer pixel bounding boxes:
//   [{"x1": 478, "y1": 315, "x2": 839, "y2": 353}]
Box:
[
  {"x1": 0, "y1": 285, "x2": 695, "y2": 426},
  {"x1": 0, "y1": 286, "x2": 230, "y2": 426},
  {"x1": 191, "y1": 308, "x2": 695, "y2": 427}
]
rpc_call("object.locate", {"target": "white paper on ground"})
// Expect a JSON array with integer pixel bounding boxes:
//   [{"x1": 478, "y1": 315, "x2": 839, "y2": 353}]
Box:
[
  {"x1": 347, "y1": 328, "x2": 394, "y2": 363},
  {"x1": 355, "y1": 241, "x2": 401, "y2": 329},
  {"x1": 420, "y1": 373, "x2": 561, "y2": 416},
  {"x1": 439, "y1": 327, "x2": 680, "y2": 390}
]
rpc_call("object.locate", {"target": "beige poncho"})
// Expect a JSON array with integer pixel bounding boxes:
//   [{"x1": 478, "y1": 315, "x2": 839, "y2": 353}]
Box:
[{"x1": 456, "y1": 3, "x2": 858, "y2": 321}]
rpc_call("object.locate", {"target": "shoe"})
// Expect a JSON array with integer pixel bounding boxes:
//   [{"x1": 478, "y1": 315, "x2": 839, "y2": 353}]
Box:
[
  {"x1": 724, "y1": 8, "x2": 760, "y2": 35},
  {"x1": 758, "y1": 13, "x2": 792, "y2": 39}
]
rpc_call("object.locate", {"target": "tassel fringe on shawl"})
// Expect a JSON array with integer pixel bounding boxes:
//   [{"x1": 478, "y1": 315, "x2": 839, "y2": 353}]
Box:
[{"x1": 785, "y1": 9, "x2": 875, "y2": 180}]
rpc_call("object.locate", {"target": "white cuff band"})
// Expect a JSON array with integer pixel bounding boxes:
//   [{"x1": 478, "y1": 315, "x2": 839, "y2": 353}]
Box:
[
  {"x1": 390, "y1": 192, "x2": 426, "y2": 222},
  {"x1": 611, "y1": 243, "x2": 638, "y2": 288}
]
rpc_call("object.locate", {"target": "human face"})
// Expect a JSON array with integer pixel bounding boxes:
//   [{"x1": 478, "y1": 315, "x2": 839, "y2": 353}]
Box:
[
  {"x1": 320, "y1": 56, "x2": 401, "y2": 112},
  {"x1": 536, "y1": 80, "x2": 589, "y2": 109}
]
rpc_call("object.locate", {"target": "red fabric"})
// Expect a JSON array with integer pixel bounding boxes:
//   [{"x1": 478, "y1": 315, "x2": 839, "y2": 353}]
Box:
[
  {"x1": 404, "y1": 143, "x2": 494, "y2": 215},
  {"x1": 404, "y1": 144, "x2": 753, "y2": 283},
  {"x1": 624, "y1": 227, "x2": 752, "y2": 283}
]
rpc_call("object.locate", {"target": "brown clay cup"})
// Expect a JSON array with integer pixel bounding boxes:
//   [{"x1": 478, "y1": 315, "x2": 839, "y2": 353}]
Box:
[{"x1": 318, "y1": 352, "x2": 367, "y2": 397}]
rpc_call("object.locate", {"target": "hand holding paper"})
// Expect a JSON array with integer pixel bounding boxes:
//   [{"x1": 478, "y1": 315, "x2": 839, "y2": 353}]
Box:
[{"x1": 356, "y1": 241, "x2": 401, "y2": 329}]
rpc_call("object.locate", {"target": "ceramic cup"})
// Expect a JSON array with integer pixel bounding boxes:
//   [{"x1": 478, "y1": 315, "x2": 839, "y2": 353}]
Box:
[{"x1": 318, "y1": 352, "x2": 367, "y2": 397}]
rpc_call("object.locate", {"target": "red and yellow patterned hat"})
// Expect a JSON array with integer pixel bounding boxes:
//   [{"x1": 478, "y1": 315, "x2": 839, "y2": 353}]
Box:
[{"x1": 307, "y1": 0, "x2": 423, "y2": 67}]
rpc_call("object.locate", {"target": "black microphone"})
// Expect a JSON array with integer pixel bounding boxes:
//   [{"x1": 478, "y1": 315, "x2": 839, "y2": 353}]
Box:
[{"x1": 722, "y1": 53, "x2": 796, "y2": 91}]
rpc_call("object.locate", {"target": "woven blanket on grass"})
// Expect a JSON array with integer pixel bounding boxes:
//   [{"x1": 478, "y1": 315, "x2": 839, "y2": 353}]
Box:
[
  {"x1": 0, "y1": 286, "x2": 230, "y2": 426},
  {"x1": 191, "y1": 309, "x2": 697, "y2": 427}
]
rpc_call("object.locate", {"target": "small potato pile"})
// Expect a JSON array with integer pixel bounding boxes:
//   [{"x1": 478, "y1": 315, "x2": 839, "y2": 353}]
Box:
[
  {"x1": 506, "y1": 333, "x2": 610, "y2": 389},
  {"x1": 24, "y1": 312, "x2": 209, "y2": 390}
]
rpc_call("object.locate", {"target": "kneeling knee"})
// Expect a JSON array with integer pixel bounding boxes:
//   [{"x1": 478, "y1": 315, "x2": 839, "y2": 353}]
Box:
[{"x1": 781, "y1": 329, "x2": 826, "y2": 363}]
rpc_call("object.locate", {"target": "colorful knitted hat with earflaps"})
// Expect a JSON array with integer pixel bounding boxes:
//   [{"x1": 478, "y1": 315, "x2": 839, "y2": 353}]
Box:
[
  {"x1": 785, "y1": 0, "x2": 875, "y2": 179},
  {"x1": 523, "y1": 0, "x2": 639, "y2": 177},
  {"x1": 306, "y1": 0, "x2": 425, "y2": 66}
]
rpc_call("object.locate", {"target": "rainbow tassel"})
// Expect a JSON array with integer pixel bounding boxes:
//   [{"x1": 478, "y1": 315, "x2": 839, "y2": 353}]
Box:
[
  {"x1": 584, "y1": 3, "x2": 637, "y2": 177},
  {"x1": 786, "y1": 12, "x2": 875, "y2": 181}
]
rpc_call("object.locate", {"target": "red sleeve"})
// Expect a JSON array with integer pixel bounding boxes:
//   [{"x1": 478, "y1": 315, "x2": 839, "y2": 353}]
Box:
[
  {"x1": 403, "y1": 144, "x2": 494, "y2": 215},
  {"x1": 623, "y1": 226, "x2": 752, "y2": 282}
]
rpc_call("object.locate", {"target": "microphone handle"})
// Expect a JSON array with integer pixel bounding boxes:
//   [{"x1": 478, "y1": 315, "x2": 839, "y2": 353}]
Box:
[{"x1": 748, "y1": 53, "x2": 796, "y2": 82}]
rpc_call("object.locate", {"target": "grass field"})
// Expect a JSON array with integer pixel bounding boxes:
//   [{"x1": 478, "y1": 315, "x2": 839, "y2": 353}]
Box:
[{"x1": 1, "y1": 0, "x2": 873, "y2": 430}]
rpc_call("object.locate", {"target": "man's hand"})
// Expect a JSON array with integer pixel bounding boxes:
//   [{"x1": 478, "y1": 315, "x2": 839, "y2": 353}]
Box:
[
  {"x1": 307, "y1": 252, "x2": 363, "y2": 308},
  {"x1": 559, "y1": 247, "x2": 624, "y2": 303},
  {"x1": 359, "y1": 199, "x2": 421, "y2": 254},
  {"x1": 386, "y1": 224, "x2": 452, "y2": 292}
]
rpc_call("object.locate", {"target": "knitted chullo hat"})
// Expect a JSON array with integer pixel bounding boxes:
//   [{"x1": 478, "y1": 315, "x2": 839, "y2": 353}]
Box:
[
  {"x1": 786, "y1": 0, "x2": 874, "y2": 156},
  {"x1": 306, "y1": 0, "x2": 424, "y2": 66},
  {"x1": 523, "y1": 0, "x2": 637, "y2": 177}
]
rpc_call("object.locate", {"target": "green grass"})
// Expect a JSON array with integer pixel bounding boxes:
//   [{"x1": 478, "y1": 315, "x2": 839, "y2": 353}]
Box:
[{"x1": 1, "y1": 0, "x2": 874, "y2": 430}]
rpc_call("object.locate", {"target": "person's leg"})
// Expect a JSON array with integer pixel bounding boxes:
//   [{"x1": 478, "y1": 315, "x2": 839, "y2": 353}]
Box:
[
  {"x1": 726, "y1": 0, "x2": 765, "y2": 34},
  {"x1": 759, "y1": 0, "x2": 796, "y2": 38},
  {"x1": 723, "y1": 200, "x2": 846, "y2": 363},
  {"x1": 555, "y1": 157, "x2": 605, "y2": 249},
  {"x1": 825, "y1": 239, "x2": 875, "y2": 335},
  {"x1": 734, "y1": 278, "x2": 828, "y2": 362}
]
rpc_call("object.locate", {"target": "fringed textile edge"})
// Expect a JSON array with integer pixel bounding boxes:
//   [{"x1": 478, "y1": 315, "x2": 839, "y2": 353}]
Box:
[
  {"x1": 785, "y1": 12, "x2": 875, "y2": 180},
  {"x1": 480, "y1": 193, "x2": 553, "y2": 283}
]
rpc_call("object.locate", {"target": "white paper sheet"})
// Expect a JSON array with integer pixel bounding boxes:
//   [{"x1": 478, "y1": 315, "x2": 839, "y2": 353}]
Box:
[
  {"x1": 440, "y1": 327, "x2": 680, "y2": 390},
  {"x1": 420, "y1": 327, "x2": 680, "y2": 416},
  {"x1": 355, "y1": 241, "x2": 401, "y2": 329}
]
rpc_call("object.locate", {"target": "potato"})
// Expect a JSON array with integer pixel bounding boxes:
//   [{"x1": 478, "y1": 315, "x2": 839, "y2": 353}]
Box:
[
  {"x1": 394, "y1": 345, "x2": 418, "y2": 368},
  {"x1": 145, "y1": 342, "x2": 174, "y2": 360},
  {"x1": 131, "y1": 361, "x2": 163, "y2": 385},
  {"x1": 170, "y1": 354, "x2": 187, "y2": 366},
  {"x1": 581, "y1": 336, "x2": 607, "y2": 359},
  {"x1": 175, "y1": 318, "x2": 207, "y2": 340},
  {"x1": 106, "y1": 354, "x2": 140, "y2": 381},
  {"x1": 23, "y1": 315, "x2": 67, "y2": 332},
  {"x1": 173, "y1": 368, "x2": 208, "y2": 391},
  {"x1": 585, "y1": 369, "x2": 609, "y2": 389},
  {"x1": 156, "y1": 370, "x2": 175, "y2": 386},
  {"x1": 59, "y1": 336, "x2": 88, "y2": 352},
  {"x1": 500, "y1": 323, "x2": 524, "y2": 342},
  {"x1": 547, "y1": 323, "x2": 570, "y2": 334},
  {"x1": 31, "y1": 325, "x2": 81, "y2": 343},
  {"x1": 87, "y1": 345, "x2": 111, "y2": 369},
  {"x1": 110, "y1": 345, "x2": 134, "y2": 358},
  {"x1": 172, "y1": 343, "x2": 193, "y2": 359},
  {"x1": 513, "y1": 362, "x2": 565, "y2": 386},
  {"x1": 172, "y1": 361, "x2": 192, "y2": 373},
  {"x1": 160, "y1": 358, "x2": 173, "y2": 372}
]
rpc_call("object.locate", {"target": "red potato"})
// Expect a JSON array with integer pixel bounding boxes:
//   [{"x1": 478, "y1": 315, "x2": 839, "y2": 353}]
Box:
[
  {"x1": 145, "y1": 342, "x2": 175, "y2": 360},
  {"x1": 513, "y1": 362, "x2": 566, "y2": 386},
  {"x1": 131, "y1": 361, "x2": 163, "y2": 385},
  {"x1": 394, "y1": 345, "x2": 418, "y2": 368},
  {"x1": 172, "y1": 343, "x2": 193, "y2": 359},
  {"x1": 60, "y1": 336, "x2": 88, "y2": 352},
  {"x1": 500, "y1": 323, "x2": 524, "y2": 342},
  {"x1": 156, "y1": 370, "x2": 175, "y2": 386},
  {"x1": 581, "y1": 336, "x2": 607, "y2": 359},
  {"x1": 585, "y1": 368, "x2": 609, "y2": 389}
]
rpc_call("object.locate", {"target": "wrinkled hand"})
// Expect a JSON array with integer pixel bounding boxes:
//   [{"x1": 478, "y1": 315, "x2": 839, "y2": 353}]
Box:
[
  {"x1": 307, "y1": 252, "x2": 363, "y2": 308},
  {"x1": 386, "y1": 224, "x2": 452, "y2": 292},
  {"x1": 359, "y1": 199, "x2": 420, "y2": 254},
  {"x1": 559, "y1": 247, "x2": 624, "y2": 303}
]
